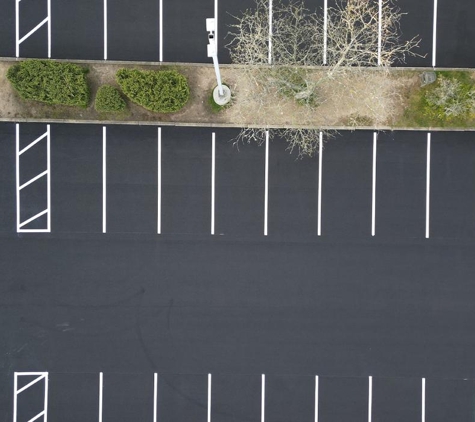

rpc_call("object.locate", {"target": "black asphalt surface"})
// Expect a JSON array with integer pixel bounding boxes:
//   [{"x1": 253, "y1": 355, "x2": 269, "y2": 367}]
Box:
[
  {"x1": 3, "y1": 0, "x2": 474, "y2": 67},
  {"x1": 4, "y1": 124, "x2": 475, "y2": 420}
]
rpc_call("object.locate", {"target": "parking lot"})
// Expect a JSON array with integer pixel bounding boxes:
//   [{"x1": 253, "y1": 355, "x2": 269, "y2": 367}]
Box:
[
  {"x1": 3, "y1": 372, "x2": 475, "y2": 422},
  {"x1": 1, "y1": 122, "x2": 475, "y2": 240},
  {"x1": 1, "y1": 0, "x2": 474, "y2": 67}
]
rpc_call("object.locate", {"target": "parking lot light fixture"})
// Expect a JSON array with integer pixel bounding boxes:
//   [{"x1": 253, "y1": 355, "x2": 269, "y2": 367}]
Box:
[{"x1": 206, "y1": 18, "x2": 231, "y2": 105}]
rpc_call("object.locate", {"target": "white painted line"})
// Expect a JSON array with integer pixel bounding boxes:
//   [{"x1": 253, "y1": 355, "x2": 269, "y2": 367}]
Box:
[
  {"x1": 18, "y1": 17, "x2": 49, "y2": 44},
  {"x1": 27, "y1": 410, "x2": 45, "y2": 422},
  {"x1": 99, "y1": 372, "x2": 103, "y2": 422},
  {"x1": 104, "y1": 0, "x2": 107, "y2": 60},
  {"x1": 44, "y1": 373, "x2": 49, "y2": 422},
  {"x1": 426, "y1": 133, "x2": 431, "y2": 239},
  {"x1": 264, "y1": 131, "x2": 269, "y2": 236},
  {"x1": 323, "y1": 0, "x2": 327, "y2": 65},
  {"x1": 19, "y1": 209, "x2": 49, "y2": 229},
  {"x1": 19, "y1": 170, "x2": 48, "y2": 191},
  {"x1": 207, "y1": 374, "x2": 212, "y2": 422},
  {"x1": 47, "y1": 0, "x2": 51, "y2": 58},
  {"x1": 14, "y1": 372, "x2": 47, "y2": 377},
  {"x1": 16, "y1": 374, "x2": 46, "y2": 394},
  {"x1": 432, "y1": 0, "x2": 438, "y2": 67},
  {"x1": 214, "y1": 0, "x2": 218, "y2": 51},
  {"x1": 159, "y1": 0, "x2": 163, "y2": 61},
  {"x1": 16, "y1": 124, "x2": 20, "y2": 232},
  {"x1": 261, "y1": 374, "x2": 265, "y2": 422},
  {"x1": 18, "y1": 229, "x2": 50, "y2": 233},
  {"x1": 368, "y1": 376, "x2": 372, "y2": 422},
  {"x1": 378, "y1": 0, "x2": 382, "y2": 65},
  {"x1": 47, "y1": 124, "x2": 51, "y2": 232},
  {"x1": 372, "y1": 132, "x2": 377, "y2": 236},
  {"x1": 211, "y1": 132, "x2": 216, "y2": 235},
  {"x1": 15, "y1": 0, "x2": 19, "y2": 57},
  {"x1": 268, "y1": 0, "x2": 272, "y2": 64},
  {"x1": 102, "y1": 127, "x2": 107, "y2": 233},
  {"x1": 19, "y1": 132, "x2": 48, "y2": 155},
  {"x1": 13, "y1": 373, "x2": 18, "y2": 422},
  {"x1": 317, "y1": 131, "x2": 323, "y2": 236},
  {"x1": 153, "y1": 373, "x2": 158, "y2": 422},
  {"x1": 421, "y1": 378, "x2": 426, "y2": 422},
  {"x1": 314, "y1": 376, "x2": 319, "y2": 422},
  {"x1": 157, "y1": 127, "x2": 161, "y2": 234}
]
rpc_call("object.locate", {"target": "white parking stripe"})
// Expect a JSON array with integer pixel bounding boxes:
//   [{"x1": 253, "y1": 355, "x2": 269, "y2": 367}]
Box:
[
  {"x1": 15, "y1": 124, "x2": 20, "y2": 231},
  {"x1": 261, "y1": 374, "x2": 265, "y2": 422},
  {"x1": 46, "y1": 124, "x2": 51, "y2": 231},
  {"x1": 99, "y1": 372, "x2": 103, "y2": 422},
  {"x1": 317, "y1": 131, "x2": 323, "y2": 236},
  {"x1": 314, "y1": 376, "x2": 319, "y2": 422},
  {"x1": 47, "y1": 0, "x2": 51, "y2": 58},
  {"x1": 421, "y1": 378, "x2": 426, "y2": 422},
  {"x1": 19, "y1": 170, "x2": 48, "y2": 191},
  {"x1": 211, "y1": 133, "x2": 216, "y2": 235},
  {"x1": 432, "y1": 0, "x2": 438, "y2": 67},
  {"x1": 157, "y1": 128, "x2": 162, "y2": 234},
  {"x1": 102, "y1": 127, "x2": 107, "y2": 234},
  {"x1": 208, "y1": 374, "x2": 212, "y2": 422},
  {"x1": 377, "y1": 0, "x2": 382, "y2": 65},
  {"x1": 18, "y1": 17, "x2": 48, "y2": 45},
  {"x1": 15, "y1": 0, "x2": 19, "y2": 57},
  {"x1": 372, "y1": 132, "x2": 377, "y2": 236},
  {"x1": 268, "y1": 0, "x2": 273, "y2": 64},
  {"x1": 18, "y1": 209, "x2": 49, "y2": 229},
  {"x1": 159, "y1": 0, "x2": 163, "y2": 61},
  {"x1": 104, "y1": 0, "x2": 108, "y2": 59},
  {"x1": 153, "y1": 373, "x2": 158, "y2": 422},
  {"x1": 323, "y1": 0, "x2": 327, "y2": 65},
  {"x1": 426, "y1": 133, "x2": 431, "y2": 239},
  {"x1": 43, "y1": 373, "x2": 49, "y2": 422},
  {"x1": 264, "y1": 131, "x2": 269, "y2": 236},
  {"x1": 368, "y1": 376, "x2": 372, "y2": 422},
  {"x1": 19, "y1": 132, "x2": 48, "y2": 156},
  {"x1": 214, "y1": 0, "x2": 218, "y2": 51}
]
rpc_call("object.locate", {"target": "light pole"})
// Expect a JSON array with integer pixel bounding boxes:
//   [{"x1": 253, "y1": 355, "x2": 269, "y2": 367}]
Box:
[{"x1": 206, "y1": 18, "x2": 231, "y2": 105}]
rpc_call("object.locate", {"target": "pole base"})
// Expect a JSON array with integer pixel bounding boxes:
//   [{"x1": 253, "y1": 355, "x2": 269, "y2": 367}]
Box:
[{"x1": 213, "y1": 85, "x2": 231, "y2": 106}]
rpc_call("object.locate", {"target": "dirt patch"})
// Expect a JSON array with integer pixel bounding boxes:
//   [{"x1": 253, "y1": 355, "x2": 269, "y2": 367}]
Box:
[{"x1": 0, "y1": 60, "x2": 445, "y2": 128}]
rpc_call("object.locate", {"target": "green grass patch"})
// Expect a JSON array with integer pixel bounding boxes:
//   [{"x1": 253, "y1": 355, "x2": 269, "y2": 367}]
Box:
[
  {"x1": 95, "y1": 85, "x2": 126, "y2": 112},
  {"x1": 116, "y1": 68, "x2": 189, "y2": 113},
  {"x1": 399, "y1": 71, "x2": 475, "y2": 128},
  {"x1": 7, "y1": 59, "x2": 90, "y2": 108},
  {"x1": 208, "y1": 84, "x2": 232, "y2": 113}
]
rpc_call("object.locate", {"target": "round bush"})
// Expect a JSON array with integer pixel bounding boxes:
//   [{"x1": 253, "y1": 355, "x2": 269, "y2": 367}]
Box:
[
  {"x1": 7, "y1": 59, "x2": 89, "y2": 107},
  {"x1": 116, "y1": 68, "x2": 190, "y2": 113},
  {"x1": 95, "y1": 85, "x2": 126, "y2": 112}
]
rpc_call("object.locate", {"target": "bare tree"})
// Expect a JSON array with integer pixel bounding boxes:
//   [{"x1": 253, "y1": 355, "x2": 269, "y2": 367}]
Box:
[{"x1": 226, "y1": 0, "x2": 421, "y2": 156}]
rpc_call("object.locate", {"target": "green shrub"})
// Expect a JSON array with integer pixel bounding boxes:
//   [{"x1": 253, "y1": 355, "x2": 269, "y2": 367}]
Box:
[
  {"x1": 116, "y1": 68, "x2": 190, "y2": 113},
  {"x1": 7, "y1": 59, "x2": 90, "y2": 107},
  {"x1": 95, "y1": 85, "x2": 126, "y2": 112}
]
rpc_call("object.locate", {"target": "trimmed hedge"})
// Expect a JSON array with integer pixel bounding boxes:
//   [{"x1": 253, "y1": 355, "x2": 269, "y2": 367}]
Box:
[
  {"x1": 95, "y1": 85, "x2": 126, "y2": 112},
  {"x1": 7, "y1": 59, "x2": 90, "y2": 107},
  {"x1": 116, "y1": 68, "x2": 190, "y2": 113}
]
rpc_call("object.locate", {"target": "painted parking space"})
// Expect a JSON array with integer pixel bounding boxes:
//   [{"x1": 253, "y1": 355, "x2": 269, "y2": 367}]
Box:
[
  {"x1": 161, "y1": 127, "x2": 211, "y2": 235},
  {"x1": 156, "y1": 374, "x2": 207, "y2": 422},
  {"x1": 396, "y1": 0, "x2": 433, "y2": 67},
  {"x1": 215, "y1": 129, "x2": 265, "y2": 236},
  {"x1": 372, "y1": 377, "x2": 421, "y2": 422},
  {"x1": 375, "y1": 131, "x2": 426, "y2": 238},
  {"x1": 212, "y1": 374, "x2": 260, "y2": 422},
  {"x1": 430, "y1": 132, "x2": 475, "y2": 239},
  {"x1": 319, "y1": 376, "x2": 368, "y2": 422},
  {"x1": 102, "y1": 373, "x2": 153, "y2": 422},
  {"x1": 48, "y1": 373, "x2": 98, "y2": 422},
  {"x1": 51, "y1": 0, "x2": 103, "y2": 60},
  {"x1": 16, "y1": 0, "x2": 49, "y2": 58},
  {"x1": 51, "y1": 124, "x2": 102, "y2": 233},
  {"x1": 268, "y1": 135, "x2": 318, "y2": 238},
  {"x1": 163, "y1": 1, "x2": 213, "y2": 63},
  {"x1": 266, "y1": 375, "x2": 315, "y2": 422},
  {"x1": 13, "y1": 373, "x2": 48, "y2": 422},
  {"x1": 107, "y1": 0, "x2": 160, "y2": 61},
  {"x1": 106, "y1": 125, "x2": 157, "y2": 233},
  {"x1": 426, "y1": 378, "x2": 475, "y2": 422},
  {"x1": 0, "y1": 124, "x2": 16, "y2": 233},
  {"x1": 436, "y1": 0, "x2": 475, "y2": 68},
  {"x1": 321, "y1": 131, "x2": 372, "y2": 238},
  {"x1": 0, "y1": 0, "x2": 15, "y2": 57}
]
